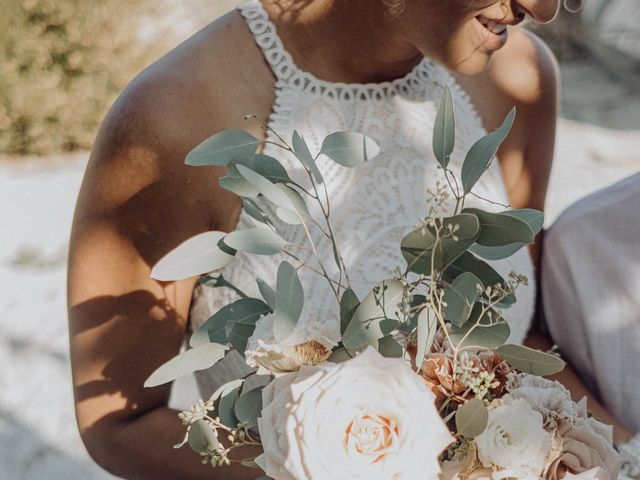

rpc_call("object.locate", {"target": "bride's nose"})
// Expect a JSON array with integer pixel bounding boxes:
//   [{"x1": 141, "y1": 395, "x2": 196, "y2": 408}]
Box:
[{"x1": 515, "y1": 0, "x2": 561, "y2": 24}]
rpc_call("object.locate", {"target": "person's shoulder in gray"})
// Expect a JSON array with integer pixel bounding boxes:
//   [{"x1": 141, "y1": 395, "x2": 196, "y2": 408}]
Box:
[{"x1": 542, "y1": 172, "x2": 640, "y2": 474}]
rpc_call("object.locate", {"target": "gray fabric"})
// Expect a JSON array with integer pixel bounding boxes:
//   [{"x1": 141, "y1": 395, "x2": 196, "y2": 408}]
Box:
[{"x1": 543, "y1": 172, "x2": 640, "y2": 432}]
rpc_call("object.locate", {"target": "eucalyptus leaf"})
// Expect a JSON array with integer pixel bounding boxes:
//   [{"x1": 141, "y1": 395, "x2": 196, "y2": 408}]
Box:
[
  {"x1": 234, "y1": 154, "x2": 291, "y2": 184},
  {"x1": 400, "y1": 227, "x2": 436, "y2": 275},
  {"x1": 236, "y1": 164, "x2": 294, "y2": 210},
  {"x1": 443, "y1": 252, "x2": 516, "y2": 307},
  {"x1": 273, "y1": 261, "x2": 304, "y2": 343},
  {"x1": 416, "y1": 308, "x2": 438, "y2": 369},
  {"x1": 257, "y1": 278, "x2": 277, "y2": 310},
  {"x1": 194, "y1": 297, "x2": 270, "y2": 350},
  {"x1": 292, "y1": 131, "x2": 323, "y2": 183},
  {"x1": 501, "y1": 208, "x2": 544, "y2": 235},
  {"x1": 234, "y1": 387, "x2": 263, "y2": 429},
  {"x1": 225, "y1": 228, "x2": 288, "y2": 255},
  {"x1": 378, "y1": 335, "x2": 404, "y2": 358},
  {"x1": 444, "y1": 257, "x2": 509, "y2": 305},
  {"x1": 342, "y1": 279, "x2": 404, "y2": 349},
  {"x1": 328, "y1": 348, "x2": 356, "y2": 363},
  {"x1": 340, "y1": 288, "x2": 360, "y2": 336},
  {"x1": 185, "y1": 130, "x2": 262, "y2": 166},
  {"x1": 469, "y1": 242, "x2": 527, "y2": 261},
  {"x1": 150, "y1": 231, "x2": 235, "y2": 281},
  {"x1": 145, "y1": 343, "x2": 228, "y2": 387},
  {"x1": 187, "y1": 419, "x2": 219, "y2": 454},
  {"x1": 278, "y1": 184, "x2": 311, "y2": 220},
  {"x1": 224, "y1": 298, "x2": 271, "y2": 355},
  {"x1": 217, "y1": 387, "x2": 240, "y2": 428},
  {"x1": 219, "y1": 175, "x2": 260, "y2": 197},
  {"x1": 199, "y1": 273, "x2": 249, "y2": 299},
  {"x1": 461, "y1": 108, "x2": 516, "y2": 193},
  {"x1": 276, "y1": 207, "x2": 303, "y2": 226},
  {"x1": 380, "y1": 318, "x2": 403, "y2": 335},
  {"x1": 190, "y1": 310, "x2": 228, "y2": 348},
  {"x1": 401, "y1": 214, "x2": 480, "y2": 275},
  {"x1": 210, "y1": 378, "x2": 245, "y2": 403},
  {"x1": 221, "y1": 154, "x2": 291, "y2": 198},
  {"x1": 433, "y1": 85, "x2": 455, "y2": 170},
  {"x1": 450, "y1": 304, "x2": 509, "y2": 350},
  {"x1": 494, "y1": 344, "x2": 566, "y2": 376},
  {"x1": 242, "y1": 198, "x2": 276, "y2": 231},
  {"x1": 455, "y1": 398, "x2": 489, "y2": 438},
  {"x1": 464, "y1": 208, "x2": 534, "y2": 247},
  {"x1": 443, "y1": 272, "x2": 483, "y2": 327},
  {"x1": 320, "y1": 132, "x2": 381, "y2": 167}
]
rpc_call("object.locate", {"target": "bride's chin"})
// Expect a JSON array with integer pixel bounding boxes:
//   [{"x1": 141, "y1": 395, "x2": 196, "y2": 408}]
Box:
[{"x1": 444, "y1": 51, "x2": 493, "y2": 76}]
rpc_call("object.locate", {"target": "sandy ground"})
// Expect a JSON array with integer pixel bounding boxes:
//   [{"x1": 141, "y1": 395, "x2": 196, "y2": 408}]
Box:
[{"x1": 1, "y1": 57, "x2": 639, "y2": 479}]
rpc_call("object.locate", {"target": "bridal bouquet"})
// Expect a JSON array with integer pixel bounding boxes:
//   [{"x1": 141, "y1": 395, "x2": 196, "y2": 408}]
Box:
[{"x1": 145, "y1": 87, "x2": 623, "y2": 480}]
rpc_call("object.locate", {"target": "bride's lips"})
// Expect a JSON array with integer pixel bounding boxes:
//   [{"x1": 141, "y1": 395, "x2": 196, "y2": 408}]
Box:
[{"x1": 474, "y1": 15, "x2": 509, "y2": 52}]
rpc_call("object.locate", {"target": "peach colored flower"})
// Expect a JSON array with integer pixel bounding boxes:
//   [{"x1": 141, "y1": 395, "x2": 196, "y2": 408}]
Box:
[{"x1": 545, "y1": 417, "x2": 623, "y2": 480}]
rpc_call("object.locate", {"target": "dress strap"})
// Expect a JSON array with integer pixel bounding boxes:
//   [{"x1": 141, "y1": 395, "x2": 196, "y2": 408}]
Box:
[
  {"x1": 238, "y1": 0, "x2": 301, "y2": 82},
  {"x1": 236, "y1": 0, "x2": 477, "y2": 111}
]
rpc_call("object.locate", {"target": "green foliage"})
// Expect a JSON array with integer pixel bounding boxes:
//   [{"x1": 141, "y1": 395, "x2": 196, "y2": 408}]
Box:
[
  {"x1": 319, "y1": 131, "x2": 381, "y2": 167},
  {"x1": 461, "y1": 108, "x2": 516, "y2": 193},
  {"x1": 272, "y1": 261, "x2": 305, "y2": 343},
  {"x1": 144, "y1": 343, "x2": 228, "y2": 387},
  {"x1": 494, "y1": 344, "x2": 566, "y2": 376},
  {"x1": 186, "y1": 131, "x2": 262, "y2": 166},
  {"x1": 455, "y1": 398, "x2": 488, "y2": 438},
  {"x1": 188, "y1": 419, "x2": 219, "y2": 454},
  {"x1": 151, "y1": 231, "x2": 235, "y2": 281},
  {"x1": 0, "y1": 0, "x2": 166, "y2": 154},
  {"x1": 342, "y1": 280, "x2": 404, "y2": 349},
  {"x1": 234, "y1": 387, "x2": 263, "y2": 429},
  {"x1": 225, "y1": 228, "x2": 288, "y2": 255},
  {"x1": 433, "y1": 85, "x2": 455, "y2": 169}
]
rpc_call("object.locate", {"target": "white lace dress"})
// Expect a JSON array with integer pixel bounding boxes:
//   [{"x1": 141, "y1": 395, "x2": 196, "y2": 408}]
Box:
[{"x1": 188, "y1": 0, "x2": 536, "y2": 396}]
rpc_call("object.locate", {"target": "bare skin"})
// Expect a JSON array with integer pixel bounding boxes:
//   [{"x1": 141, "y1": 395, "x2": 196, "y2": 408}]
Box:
[{"x1": 68, "y1": 1, "x2": 631, "y2": 479}]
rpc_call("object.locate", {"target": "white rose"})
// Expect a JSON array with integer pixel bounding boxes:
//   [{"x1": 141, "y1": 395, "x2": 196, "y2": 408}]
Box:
[
  {"x1": 245, "y1": 313, "x2": 339, "y2": 374},
  {"x1": 256, "y1": 347, "x2": 454, "y2": 480},
  {"x1": 475, "y1": 398, "x2": 553, "y2": 480}
]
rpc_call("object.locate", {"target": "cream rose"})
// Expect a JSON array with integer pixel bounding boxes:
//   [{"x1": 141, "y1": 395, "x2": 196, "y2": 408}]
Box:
[
  {"x1": 245, "y1": 313, "x2": 339, "y2": 374},
  {"x1": 256, "y1": 347, "x2": 454, "y2": 480},
  {"x1": 475, "y1": 398, "x2": 553, "y2": 480},
  {"x1": 546, "y1": 417, "x2": 623, "y2": 480}
]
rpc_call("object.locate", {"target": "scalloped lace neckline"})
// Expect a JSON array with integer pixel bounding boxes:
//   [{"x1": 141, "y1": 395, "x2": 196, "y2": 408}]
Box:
[{"x1": 238, "y1": 0, "x2": 441, "y2": 99}]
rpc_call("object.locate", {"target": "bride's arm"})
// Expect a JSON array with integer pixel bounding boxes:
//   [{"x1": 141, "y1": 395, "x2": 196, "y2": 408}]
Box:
[{"x1": 67, "y1": 76, "x2": 263, "y2": 479}]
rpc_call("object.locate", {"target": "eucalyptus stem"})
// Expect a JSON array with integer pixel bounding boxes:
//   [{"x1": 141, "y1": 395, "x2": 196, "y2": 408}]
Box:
[
  {"x1": 281, "y1": 248, "x2": 348, "y2": 290},
  {"x1": 468, "y1": 191, "x2": 510, "y2": 209}
]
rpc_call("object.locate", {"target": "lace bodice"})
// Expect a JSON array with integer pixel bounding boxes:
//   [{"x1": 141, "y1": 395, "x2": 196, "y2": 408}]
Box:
[{"x1": 189, "y1": 0, "x2": 535, "y2": 395}]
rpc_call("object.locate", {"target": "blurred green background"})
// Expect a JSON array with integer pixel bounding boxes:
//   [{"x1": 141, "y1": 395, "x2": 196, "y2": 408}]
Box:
[
  {"x1": 0, "y1": 0, "x2": 238, "y2": 155},
  {"x1": 1, "y1": 0, "x2": 638, "y2": 156}
]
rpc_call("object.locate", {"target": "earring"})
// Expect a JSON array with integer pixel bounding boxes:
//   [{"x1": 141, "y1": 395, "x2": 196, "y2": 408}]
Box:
[{"x1": 563, "y1": 0, "x2": 582, "y2": 13}]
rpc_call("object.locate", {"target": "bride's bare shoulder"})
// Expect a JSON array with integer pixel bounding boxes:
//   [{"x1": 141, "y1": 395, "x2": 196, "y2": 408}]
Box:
[
  {"x1": 102, "y1": 9, "x2": 274, "y2": 148},
  {"x1": 457, "y1": 28, "x2": 559, "y2": 131},
  {"x1": 84, "y1": 9, "x2": 275, "y2": 229}
]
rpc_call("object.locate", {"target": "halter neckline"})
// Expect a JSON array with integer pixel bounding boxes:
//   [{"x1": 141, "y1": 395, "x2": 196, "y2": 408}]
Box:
[{"x1": 238, "y1": 0, "x2": 444, "y2": 101}]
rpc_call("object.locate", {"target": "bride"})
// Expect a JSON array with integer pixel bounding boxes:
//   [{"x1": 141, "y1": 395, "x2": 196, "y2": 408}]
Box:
[{"x1": 66, "y1": 0, "x2": 631, "y2": 478}]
